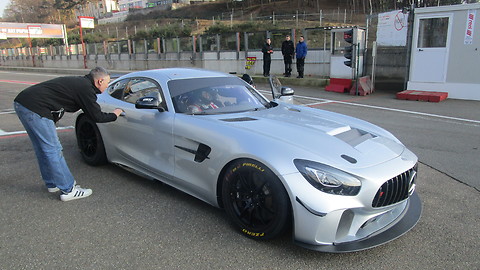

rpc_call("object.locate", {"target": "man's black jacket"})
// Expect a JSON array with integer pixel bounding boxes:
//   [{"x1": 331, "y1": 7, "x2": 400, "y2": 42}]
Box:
[
  {"x1": 282, "y1": 40, "x2": 295, "y2": 57},
  {"x1": 15, "y1": 74, "x2": 117, "y2": 123},
  {"x1": 262, "y1": 42, "x2": 273, "y2": 60}
]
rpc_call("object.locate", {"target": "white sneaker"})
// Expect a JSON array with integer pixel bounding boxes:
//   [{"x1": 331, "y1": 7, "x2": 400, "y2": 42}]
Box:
[
  {"x1": 47, "y1": 180, "x2": 76, "y2": 193},
  {"x1": 48, "y1": 187, "x2": 60, "y2": 193},
  {"x1": 60, "y1": 185, "x2": 92, "y2": 201}
]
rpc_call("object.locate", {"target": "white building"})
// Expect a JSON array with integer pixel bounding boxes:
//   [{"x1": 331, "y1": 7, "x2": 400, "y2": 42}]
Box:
[
  {"x1": 407, "y1": 3, "x2": 480, "y2": 100},
  {"x1": 118, "y1": 0, "x2": 149, "y2": 11},
  {"x1": 76, "y1": 0, "x2": 119, "y2": 18}
]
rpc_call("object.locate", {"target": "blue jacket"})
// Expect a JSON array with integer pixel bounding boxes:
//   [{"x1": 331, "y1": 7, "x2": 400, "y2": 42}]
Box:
[{"x1": 295, "y1": 41, "x2": 307, "y2": 59}]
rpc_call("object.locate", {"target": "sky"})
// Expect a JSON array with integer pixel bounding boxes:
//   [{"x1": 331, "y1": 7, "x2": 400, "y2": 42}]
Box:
[{"x1": 0, "y1": 0, "x2": 9, "y2": 17}]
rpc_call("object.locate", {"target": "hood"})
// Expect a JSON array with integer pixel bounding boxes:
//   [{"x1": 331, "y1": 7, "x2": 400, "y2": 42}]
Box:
[{"x1": 217, "y1": 104, "x2": 405, "y2": 168}]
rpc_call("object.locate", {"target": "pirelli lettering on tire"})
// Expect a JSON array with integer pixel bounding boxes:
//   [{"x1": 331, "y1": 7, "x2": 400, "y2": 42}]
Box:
[
  {"x1": 242, "y1": 162, "x2": 265, "y2": 172},
  {"x1": 231, "y1": 162, "x2": 265, "y2": 173},
  {"x1": 242, "y1": 229, "x2": 265, "y2": 237}
]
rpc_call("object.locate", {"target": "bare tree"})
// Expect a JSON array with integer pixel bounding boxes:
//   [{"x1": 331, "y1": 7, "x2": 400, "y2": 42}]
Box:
[
  {"x1": 53, "y1": 0, "x2": 88, "y2": 10},
  {"x1": 4, "y1": 0, "x2": 54, "y2": 23},
  {"x1": 3, "y1": 0, "x2": 88, "y2": 23}
]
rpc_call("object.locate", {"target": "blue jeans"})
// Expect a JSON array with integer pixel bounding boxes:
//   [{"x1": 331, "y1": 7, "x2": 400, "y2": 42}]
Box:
[{"x1": 14, "y1": 102, "x2": 74, "y2": 193}]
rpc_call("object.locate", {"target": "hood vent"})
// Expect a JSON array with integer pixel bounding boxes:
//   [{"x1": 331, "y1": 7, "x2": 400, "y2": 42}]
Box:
[
  {"x1": 221, "y1": 117, "x2": 258, "y2": 122},
  {"x1": 335, "y1": 128, "x2": 376, "y2": 147},
  {"x1": 288, "y1": 107, "x2": 301, "y2": 112},
  {"x1": 341, "y1": 154, "x2": 357, "y2": 164}
]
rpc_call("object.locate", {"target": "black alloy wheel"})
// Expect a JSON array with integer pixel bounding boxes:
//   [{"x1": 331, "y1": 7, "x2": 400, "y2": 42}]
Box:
[
  {"x1": 75, "y1": 115, "x2": 107, "y2": 166},
  {"x1": 222, "y1": 159, "x2": 291, "y2": 239}
]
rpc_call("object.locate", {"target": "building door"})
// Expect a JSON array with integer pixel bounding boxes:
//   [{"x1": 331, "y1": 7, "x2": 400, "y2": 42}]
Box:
[{"x1": 410, "y1": 14, "x2": 452, "y2": 83}]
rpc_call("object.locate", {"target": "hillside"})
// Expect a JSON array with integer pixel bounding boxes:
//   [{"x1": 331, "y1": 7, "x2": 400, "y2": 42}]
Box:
[
  {"x1": 117, "y1": 0, "x2": 364, "y2": 36},
  {"x1": 128, "y1": 0, "x2": 354, "y2": 20},
  {"x1": 0, "y1": 1, "x2": 361, "y2": 48}
]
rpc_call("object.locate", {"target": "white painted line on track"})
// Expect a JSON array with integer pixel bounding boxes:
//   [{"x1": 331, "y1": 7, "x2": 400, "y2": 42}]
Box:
[
  {"x1": 0, "y1": 79, "x2": 37, "y2": 85},
  {"x1": 0, "y1": 126, "x2": 74, "y2": 137},
  {"x1": 258, "y1": 89, "x2": 480, "y2": 126},
  {"x1": 0, "y1": 71, "x2": 60, "y2": 77},
  {"x1": 305, "y1": 97, "x2": 480, "y2": 126}
]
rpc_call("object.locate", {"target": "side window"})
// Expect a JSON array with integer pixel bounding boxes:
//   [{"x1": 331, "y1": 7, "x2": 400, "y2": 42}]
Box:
[
  {"x1": 108, "y1": 79, "x2": 130, "y2": 100},
  {"x1": 122, "y1": 78, "x2": 167, "y2": 110}
]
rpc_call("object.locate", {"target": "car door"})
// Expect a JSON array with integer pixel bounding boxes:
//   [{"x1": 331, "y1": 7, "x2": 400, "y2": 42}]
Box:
[{"x1": 102, "y1": 77, "x2": 175, "y2": 180}]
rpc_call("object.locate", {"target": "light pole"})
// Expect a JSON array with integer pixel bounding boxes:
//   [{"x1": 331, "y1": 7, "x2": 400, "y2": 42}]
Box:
[
  {"x1": 78, "y1": 17, "x2": 87, "y2": 69},
  {"x1": 27, "y1": 25, "x2": 36, "y2": 67},
  {"x1": 78, "y1": 16, "x2": 95, "y2": 69}
]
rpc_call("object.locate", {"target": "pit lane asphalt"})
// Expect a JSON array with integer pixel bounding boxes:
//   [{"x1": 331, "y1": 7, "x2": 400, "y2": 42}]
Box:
[{"x1": 0, "y1": 69, "x2": 479, "y2": 269}]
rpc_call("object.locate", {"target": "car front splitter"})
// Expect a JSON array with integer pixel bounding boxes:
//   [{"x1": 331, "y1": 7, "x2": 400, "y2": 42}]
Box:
[{"x1": 294, "y1": 192, "x2": 422, "y2": 253}]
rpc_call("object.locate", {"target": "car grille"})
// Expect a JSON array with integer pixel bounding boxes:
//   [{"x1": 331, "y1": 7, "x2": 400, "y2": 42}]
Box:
[{"x1": 372, "y1": 165, "x2": 417, "y2": 208}]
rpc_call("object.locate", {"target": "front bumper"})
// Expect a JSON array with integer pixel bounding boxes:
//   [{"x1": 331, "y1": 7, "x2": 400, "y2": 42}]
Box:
[{"x1": 294, "y1": 192, "x2": 422, "y2": 253}]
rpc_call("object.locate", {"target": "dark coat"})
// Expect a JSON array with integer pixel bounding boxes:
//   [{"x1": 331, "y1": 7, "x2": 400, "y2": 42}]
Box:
[
  {"x1": 14, "y1": 74, "x2": 117, "y2": 123},
  {"x1": 262, "y1": 42, "x2": 273, "y2": 61},
  {"x1": 281, "y1": 40, "x2": 295, "y2": 57}
]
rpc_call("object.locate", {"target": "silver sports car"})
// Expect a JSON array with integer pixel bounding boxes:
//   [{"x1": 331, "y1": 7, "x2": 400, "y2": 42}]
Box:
[{"x1": 75, "y1": 68, "x2": 421, "y2": 252}]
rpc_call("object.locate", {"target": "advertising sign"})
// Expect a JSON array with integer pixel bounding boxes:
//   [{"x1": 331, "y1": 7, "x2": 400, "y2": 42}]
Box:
[
  {"x1": 79, "y1": 17, "x2": 95, "y2": 29},
  {"x1": 245, "y1": 57, "x2": 256, "y2": 70},
  {"x1": 376, "y1": 10, "x2": 409, "y2": 46},
  {"x1": 464, "y1": 9, "x2": 476, "y2": 45},
  {"x1": 0, "y1": 22, "x2": 65, "y2": 39}
]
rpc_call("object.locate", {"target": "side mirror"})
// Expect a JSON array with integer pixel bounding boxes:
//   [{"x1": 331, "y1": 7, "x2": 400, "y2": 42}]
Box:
[
  {"x1": 241, "y1": 73, "x2": 255, "y2": 87},
  {"x1": 135, "y1": 96, "x2": 165, "y2": 112},
  {"x1": 281, "y1": 87, "x2": 294, "y2": 96},
  {"x1": 279, "y1": 87, "x2": 294, "y2": 104}
]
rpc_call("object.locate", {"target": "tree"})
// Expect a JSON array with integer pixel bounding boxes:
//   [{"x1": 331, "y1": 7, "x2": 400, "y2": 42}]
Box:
[
  {"x1": 4, "y1": 0, "x2": 54, "y2": 23},
  {"x1": 53, "y1": 0, "x2": 88, "y2": 10},
  {"x1": 3, "y1": 0, "x2": 90, "y2": 24}
]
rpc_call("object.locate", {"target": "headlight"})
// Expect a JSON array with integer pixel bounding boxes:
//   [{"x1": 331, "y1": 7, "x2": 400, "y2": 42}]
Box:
[{"x1": 294, "y1": 159, "x2": 361, "y2": 196}]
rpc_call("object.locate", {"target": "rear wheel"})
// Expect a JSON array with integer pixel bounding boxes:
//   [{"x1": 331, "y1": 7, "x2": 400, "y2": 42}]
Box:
[
  {"x1": 221, "y1": 159, "x2": 291, "y2": 239},
  {"x1": 76, "y1": 115, "x2": 107, "y2": 166}
]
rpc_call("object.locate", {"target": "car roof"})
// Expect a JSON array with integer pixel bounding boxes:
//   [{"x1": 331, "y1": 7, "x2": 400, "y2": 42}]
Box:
[{"x1": 119, "y1": 68, "x2": 234, "y2": 82}]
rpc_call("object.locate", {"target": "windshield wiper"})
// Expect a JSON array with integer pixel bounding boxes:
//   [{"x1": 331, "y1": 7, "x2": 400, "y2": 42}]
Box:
[
  {"x1": 267, "y1": 101, "x2": 278, "y2": 108},
  {"x1": 250, "y1": 106, "x2": 268, "y2": 112}
]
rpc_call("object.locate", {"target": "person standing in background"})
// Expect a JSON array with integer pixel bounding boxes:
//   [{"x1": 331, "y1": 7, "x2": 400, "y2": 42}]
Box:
[
  {"x1": 262, "y1": 38, "x2": 274, "y2": 77},
  {"x1": 295, "y1": 36, "x2": 308, "y2": 78},
  {"x1": 281, "y1": 35, "x2": 295, "y2": 77}
]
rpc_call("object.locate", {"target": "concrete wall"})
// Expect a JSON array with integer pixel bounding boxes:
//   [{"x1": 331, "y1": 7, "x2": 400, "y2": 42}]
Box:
[{"x1": 0, "y1": 47, "x2": 407, "y2": 84}]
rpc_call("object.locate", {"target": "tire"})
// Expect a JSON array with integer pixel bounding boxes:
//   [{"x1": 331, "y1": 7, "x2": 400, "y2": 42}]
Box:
[
  {"x1": 221, "y1": 159, "x2": 291, "y2": 239},
  {"x1": 75, "y1": 115, "x2": 108, "y2": 166}
]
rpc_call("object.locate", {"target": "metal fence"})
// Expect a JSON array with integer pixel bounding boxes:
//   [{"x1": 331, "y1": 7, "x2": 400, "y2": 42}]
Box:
[
  {"x1": 216, "y1": 9, "x2": 364, "y2": 26},
  {"x1": 0, "y1": 28, "x2": 335, "y2": 57}
]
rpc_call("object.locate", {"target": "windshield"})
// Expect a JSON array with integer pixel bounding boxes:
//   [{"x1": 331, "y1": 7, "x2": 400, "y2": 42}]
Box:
[{"x1": 169, "y1": 77, "x2": 270, "y2": 114}]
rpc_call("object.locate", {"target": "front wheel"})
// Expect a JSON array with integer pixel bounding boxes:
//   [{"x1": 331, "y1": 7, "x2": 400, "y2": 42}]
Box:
[
  {"x1": 221, "y1": 159, "x2": 291, "y2": 239},
  {"x1": 75, "y1": 115, "x2": 107, "y2": 166}
]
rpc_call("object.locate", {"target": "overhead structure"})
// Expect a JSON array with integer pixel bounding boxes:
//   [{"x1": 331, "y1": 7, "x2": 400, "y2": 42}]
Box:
[
  {"x1": 0, "y1": 22, "x2": 66, "y2": 40},
  {"x1": 0, "y1": 22, "x2": 68, "y2": 67}
]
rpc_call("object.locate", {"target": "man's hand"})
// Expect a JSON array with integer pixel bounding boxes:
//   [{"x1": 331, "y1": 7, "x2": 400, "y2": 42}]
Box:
[{"x1": 113, "y1": 108, "x2": 124, "y2": 117}]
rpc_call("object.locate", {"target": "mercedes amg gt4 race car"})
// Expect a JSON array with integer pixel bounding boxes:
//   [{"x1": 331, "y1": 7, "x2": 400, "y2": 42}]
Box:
[{"x1": 75, "y1": 68, "x2": 421, "y2": 252}]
